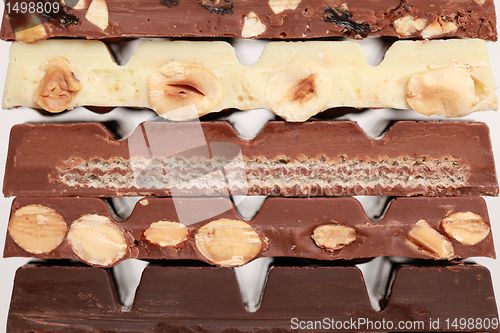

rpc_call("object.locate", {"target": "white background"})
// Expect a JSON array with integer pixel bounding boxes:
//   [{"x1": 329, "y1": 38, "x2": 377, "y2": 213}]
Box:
[{"x1": 0, "y1": 1, "x2": 499, "y2": 330}]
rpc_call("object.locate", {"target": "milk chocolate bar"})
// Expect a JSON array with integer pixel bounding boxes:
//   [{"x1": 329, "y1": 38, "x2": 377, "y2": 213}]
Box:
[
  {"x1": 5, "y1": 196, "x2": 495, "y2": 267},
  {"x1": 3, "y1": 39, "x2": 497, "y2": 120},
  {"x1": 7, "y1": 260, "x2": 499, "y2": 332},
  {"x1": 1, "y1": 0, "x2": 497, "y2": 42},
  {"x1": 4, "y1": 121, "x2": 498, "y2": 198}
]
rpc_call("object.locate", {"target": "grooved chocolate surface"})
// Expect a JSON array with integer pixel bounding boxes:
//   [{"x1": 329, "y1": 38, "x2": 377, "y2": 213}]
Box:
[
  {"x1": 7, "y1": 261, "x2": 499, "y2": 332},
  {"x1": 3, "y1": 121, "x2": 498, "y2": 197},
  {"x1": 4, "y1": 196, "x2": 495, "y2": 266},
  {"x1": 1, "y1": 0, "x2": 497, "y2": 41}
]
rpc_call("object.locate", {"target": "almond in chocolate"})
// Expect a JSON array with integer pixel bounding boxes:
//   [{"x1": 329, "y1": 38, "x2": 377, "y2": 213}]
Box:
[{"x1": 4, "y1": 196, "x2": 495, "y2": 267}]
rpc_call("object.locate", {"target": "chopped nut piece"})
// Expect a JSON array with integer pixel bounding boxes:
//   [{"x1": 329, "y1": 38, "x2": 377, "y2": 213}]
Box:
[
  {"x1": 406, "y1": 66, "x2": 475, "y2": 117},
  {"x1": 34, "y1": 57, "x2": 82, "y2": 113},
  {"x1": 406, "y1": 219, "x2": 454, "y2": 259},
  {"x1": 242, "y1": 12, "x2": 267, "y2": 38},
  {"x1": 8, "y1": 204, "x2": 67, "y2": 254},
  {"x1": 68, "y1": 214, "x2": 127, "y2": 266},
  {"x1": 148, "y1": 61, "x2": 223, "y2": 120},
  {"x1": 311, "y1": 224, "x2": 357, "y2": 251},
  {"x1": 143, "y1": 221, "x2": 191, "y2": 247},
  {"x1": 14, "y1": 14, "x2": 48, "y2": 42},
  {"x1": 394, "y1": 16, "x2": 427, "y2": 37},
  {"x1": 195, "y1": 219, "x2": 262, "y2": 267},
  {"x1": 85, "y1": 0, "x2": 109, "y2": 30},
  {"x1": 421, "y1": 17, "x2": 457, "y2": 39},
  {"x1": 266, "y1": 60, "x2": 333, "y2": 121},
  {"x1": 441, "y1": 212, "x2": 491, "y2": 246},
  {"x1": 15, "y1": 24, "x2": 48, "y2": 43},
  {"x1": 269, "y1": 0, "x2": 301, "y2": 14},
  {"x1": 441, "y1": 20, "x2": 457, "y2": 33}
]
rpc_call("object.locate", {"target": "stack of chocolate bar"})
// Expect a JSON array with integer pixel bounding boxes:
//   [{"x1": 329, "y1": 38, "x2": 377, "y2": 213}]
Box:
[{"x1": 1, "y1": 0, "x2": 499, "y2": 331}]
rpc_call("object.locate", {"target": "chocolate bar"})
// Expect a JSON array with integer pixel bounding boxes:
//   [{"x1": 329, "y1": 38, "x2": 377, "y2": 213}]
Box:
[
  {"x1": 3, "y1": 39, "x2": 497, "y2": 120},
  {"x1": 7, "y1": 260, "x2": 499, "y2": 332},
  {"x1": 5, "y1": 196, "x2": 495, "y2": 267},
  {"x1": 1, "y1": 0, "x2": 497, "y2": 42},
  {"x1": 4, "y1": 121, "x2": 498, "y2": 198}
]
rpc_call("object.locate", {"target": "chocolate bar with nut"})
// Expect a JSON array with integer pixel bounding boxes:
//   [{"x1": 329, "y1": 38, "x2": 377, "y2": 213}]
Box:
[
  {"x1": 3, "y1": 39, "x2": 497, "y2": 120},
  {"x1": 7, "y1": 260, "x2": 499, "y2": 332},
  {"x1": 5, "y1": 196, "x2": 495, "y2": 267},
  {"x1": 3, "y1": 121, "x2": 498, "y2": 198},
  {"x1": 1, "y1": 0, "x2": 497, "y2": 42}
]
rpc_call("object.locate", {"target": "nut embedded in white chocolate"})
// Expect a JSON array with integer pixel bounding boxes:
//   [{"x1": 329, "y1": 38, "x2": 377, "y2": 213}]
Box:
[
  {"x1": 406, "y1": 66, "x2": 476, "y2": 117},
  {"x1": 266, "y1": 60, "x2": 333, "y2": 121},
  {"x1": 34, "y1": 57, "x2": 82, "y2": 113},
  {"x1": 148, "y1": 61, "x2": 223, "y2": 120}
]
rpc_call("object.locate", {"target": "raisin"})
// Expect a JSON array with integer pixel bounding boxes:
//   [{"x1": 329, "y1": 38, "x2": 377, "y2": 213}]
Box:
[
  {"x1": 159, "y1": 0, "x2": 179, "y2": 7},
  {"x1": 39, "y1": 0, "x2": 79, "y2": 28},
  {"x1": 323, "y1": 7, "x2": 370, "y2": 38},
  {"x1": 199, "y1": 0, "x2": 233, "y2": 15}
]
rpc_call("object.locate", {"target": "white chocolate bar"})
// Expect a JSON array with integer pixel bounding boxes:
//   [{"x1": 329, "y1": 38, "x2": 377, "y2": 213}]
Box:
[{"x1": 3, "y1": 39, "x2": 497, "y2": 121}]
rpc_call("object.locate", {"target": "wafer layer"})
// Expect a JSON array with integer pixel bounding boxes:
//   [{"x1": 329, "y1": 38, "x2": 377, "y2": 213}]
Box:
[{"x1": 4, "y1": 121, "x2": 498, "y2": 197}]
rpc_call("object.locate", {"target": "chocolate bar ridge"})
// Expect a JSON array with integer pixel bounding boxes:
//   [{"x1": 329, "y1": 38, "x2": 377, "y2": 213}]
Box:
[
  {"x1": 4, "y1": 196, "x2": 496, "y2": 267},
  {"x1": 4, "y1": 121, "x2": 498, "y2": 197},
  {"x1": 7, "y1": 261, "x2": 499, "y2": 332},
  {"x1": 1, "y1": 0, "x2": 497, "y2": 41}
]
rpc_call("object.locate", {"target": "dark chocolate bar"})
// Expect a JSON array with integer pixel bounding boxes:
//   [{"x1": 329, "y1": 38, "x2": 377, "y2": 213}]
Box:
[
  {"x1": 7, "y1": 260, "x2": 499, "y2": 332},
  {"x1": 1, "y1": 0, "x2": 497, "y2": 42},
  {"x1": 5, "y1": 196, "x2": 495, "y2": 267},
  {"x1": 3, "y1": 121, "x2": 498, "y2": 198}
]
